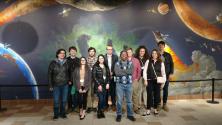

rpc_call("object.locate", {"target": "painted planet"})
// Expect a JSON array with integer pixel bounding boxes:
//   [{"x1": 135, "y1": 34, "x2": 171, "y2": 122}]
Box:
[
  {"x1": 0, "y1": 43, "x2": 39, "y2": 99},
  {"x1": 173, "y1": 0, "x2": 222, "y2": 42},
  {"x1": 157, "y1": 2, "x2": 169, "y2": 15}
]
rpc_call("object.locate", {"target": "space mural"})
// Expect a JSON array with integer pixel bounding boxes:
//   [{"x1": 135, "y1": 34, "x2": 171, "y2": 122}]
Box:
[{"x1": 0, "y1": 0, "x2": 222, "y2": 99}]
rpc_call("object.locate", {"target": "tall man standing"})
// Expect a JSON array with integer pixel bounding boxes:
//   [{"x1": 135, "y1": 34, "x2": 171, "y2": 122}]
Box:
[
  {"x1": 87, "y1": 47, "x2": 97, "y2": 113},
  {"x1": 104, "y1": 42, "x2": 118, "y2": 111},
  {"x1": 67, "y1": 46, "x2": 80, "y2": 113},
  {"x1": 158, "y1": 41, "x2": 174, "y2": 111}
]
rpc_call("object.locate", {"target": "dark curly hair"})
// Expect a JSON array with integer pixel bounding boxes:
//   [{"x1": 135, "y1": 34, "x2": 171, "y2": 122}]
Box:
[{"x1": 135, "y1": 45, "x2": 149, "y2": 60}]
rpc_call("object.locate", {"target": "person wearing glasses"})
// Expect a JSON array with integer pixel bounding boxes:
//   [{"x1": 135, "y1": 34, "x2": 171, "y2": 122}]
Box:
[
  {"x1": 72, "y1": 57, "x2": 92, "y2": 120},
  {"x1": 104, "y1": 42, "x2": 118, "y2": 111},
  {"x1": 48, "y1": 49, "x2": 69, "y2": 120}
]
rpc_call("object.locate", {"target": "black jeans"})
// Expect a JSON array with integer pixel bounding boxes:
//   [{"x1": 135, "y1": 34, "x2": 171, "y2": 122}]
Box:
[
  {"x1": 146, "y1": 80, "x2": 160, "y2": 109},
  {"x1": 78, "y1": 91, "x2": 88, "y2": 110},
  {"x1": 163, "y1": 80, "x2": 169, "y2": 104},
  {"x1": 67, "y1": 85, "x2": 73, "y2": 109},
  {"x1": 106, "y1": 78, "x2": 116, "y2": 107}
]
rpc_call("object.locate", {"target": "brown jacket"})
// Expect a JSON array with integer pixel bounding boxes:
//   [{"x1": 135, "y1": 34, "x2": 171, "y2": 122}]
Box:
[{"x1": 72, "y1": 66, "x2": 91, "y2": 91}]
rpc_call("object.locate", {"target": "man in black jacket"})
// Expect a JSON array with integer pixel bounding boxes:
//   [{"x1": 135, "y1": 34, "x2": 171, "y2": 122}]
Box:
[
  {"x1": 104, "y1": 42, "x2": 118, "y2": 111},
  {"x1": 158, "y1": 41, "x2": 174, "y2": 112},
  {"x1": 66, "y1": 46, "x2": 80, "y2": 113},
  {"x1": 48, "y1": 49, "x2": 69, "y2": 120}
]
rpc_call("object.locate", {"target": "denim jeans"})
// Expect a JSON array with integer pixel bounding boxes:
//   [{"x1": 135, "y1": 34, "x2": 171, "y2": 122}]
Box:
[
  {"x1": 116, "y1": 82, "x2": 133, "y2": 116},
  {"x1": 53, "y1": 84, "x2": 68, "y2": 117},
  {"x1": 97, "y1": 91, "x2": 106, "y2": 111}
]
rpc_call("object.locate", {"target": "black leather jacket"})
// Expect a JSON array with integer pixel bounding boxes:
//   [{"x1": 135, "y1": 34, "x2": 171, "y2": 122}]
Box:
[
  {"x1": 92, "y1": 63, "x2": 110, "y2": 92},
  {"x1": 48, "y1": 59, "x2": 69, "y2": 88}
]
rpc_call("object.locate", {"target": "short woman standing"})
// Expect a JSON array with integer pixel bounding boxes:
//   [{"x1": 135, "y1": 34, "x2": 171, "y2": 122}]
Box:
[
  {"x1": 72, "y1": 57, "x2": 91, "y2": 120},
  {"x1": 92, "y1": 54, "x2": 110, "y2": 118},
  {"x1": 143, "y1": 49, "x2": 166, "y2": 116}
]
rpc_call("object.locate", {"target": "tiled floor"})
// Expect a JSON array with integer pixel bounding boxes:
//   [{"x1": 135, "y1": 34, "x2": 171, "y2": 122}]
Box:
[{"x1": 0, "y1": 99, "x2": 222, "y2": 125}]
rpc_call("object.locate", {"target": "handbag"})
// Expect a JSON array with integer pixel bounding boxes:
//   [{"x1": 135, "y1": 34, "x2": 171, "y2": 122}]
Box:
[{"x1": 151, "y1": 63, "x2": 166, "y2": 84}]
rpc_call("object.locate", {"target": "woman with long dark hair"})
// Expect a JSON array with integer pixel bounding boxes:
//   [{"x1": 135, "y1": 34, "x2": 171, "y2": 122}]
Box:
[
  {"x1": 143, "y1": 49, "x2": 166, "y2": 116},
  {"x1": 72, "y1": 57, "x2": 91, "y2": 120},
  {"x1": 92, "y1": 54, "x2": 110, "y2": 118},
  {"x1": 135, "y1": 46, "x2": 149, "y2": 111}
]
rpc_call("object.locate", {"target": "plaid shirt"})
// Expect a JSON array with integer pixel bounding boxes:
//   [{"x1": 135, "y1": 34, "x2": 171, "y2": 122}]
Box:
[{"x1": 87, "y1": 56, "x2": 97, "y2": 70}]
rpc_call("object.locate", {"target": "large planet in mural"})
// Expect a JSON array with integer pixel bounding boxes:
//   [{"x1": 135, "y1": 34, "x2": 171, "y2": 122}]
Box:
[
  {"x1": 173, "y1": 0, "x2": 222, "y2": 42},
  {"x1": 0, "y1": 43, "x2": 39, "y2": 99}
]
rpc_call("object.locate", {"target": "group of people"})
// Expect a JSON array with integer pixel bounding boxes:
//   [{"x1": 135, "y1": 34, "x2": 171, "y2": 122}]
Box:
[{"x1": 48, "y1": 41, "x2": 174, "y2": 122}]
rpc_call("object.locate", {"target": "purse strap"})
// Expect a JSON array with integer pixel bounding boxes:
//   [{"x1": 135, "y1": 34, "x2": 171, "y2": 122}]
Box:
[{"x1": 151, "y1": 63, "x2": 158, "y2": 79}]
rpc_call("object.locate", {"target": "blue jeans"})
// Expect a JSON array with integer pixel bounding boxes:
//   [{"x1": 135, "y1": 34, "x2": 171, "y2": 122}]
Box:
[
  {"x1": 163, "y1": 80, "x2": 169, "y2": 104},
  {"x1": 97, "y1": 91, "x2": 106, "y2": 111},
  {"x1": 53, "y1": 84, "x2": 68, "y2": 117},
  {"x1": 116, "y1": 83, "x2": 133, "y2": 116}
]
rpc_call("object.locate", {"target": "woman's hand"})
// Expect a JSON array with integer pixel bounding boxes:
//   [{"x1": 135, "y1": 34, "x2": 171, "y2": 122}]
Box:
[
  {"x1": 106, "y1": 84, "x2": 109, "y2": 90},
  {"x1": 144, "y1": 80, "x2": 148, "y2": 87},
  {"x1": 98, "y1": 85, "x2": 102, "y2": 92}
]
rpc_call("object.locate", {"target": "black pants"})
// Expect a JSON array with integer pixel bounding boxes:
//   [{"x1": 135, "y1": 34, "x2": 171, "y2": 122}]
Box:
[
  {"x1": 163, "y1": 80, "x2": 169, "y2": 104},
  {"x1": 67, "y1": 85, "x2": 73, "y2": 109},
  {"x1": 106, "y1": 78, "x2": 116, "y2": 107},
  {"x1": 79, "y1": 91, "x2": 88, "y2": 110},
  {"x1": 146, "y1": 80, "x2": 160, "y2": 109}
]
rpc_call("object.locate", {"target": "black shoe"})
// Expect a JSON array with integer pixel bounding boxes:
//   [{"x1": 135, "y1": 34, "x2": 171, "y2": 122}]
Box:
[
  {"x1": 101, "y1": 111, "x2": 105, "y2": 118},
  {"x1": 53, "y1": 116, "x2": 59, "y2": 120},
  {"x1": 116, "y1": 115, "x2": 121, "y2": 122},
  {"x1": 97, "y1": 111, "x2": 102, "y2": 119},
  {"x1": 127, "y1": 116, "x2": 136, "y2": 121},
  {"x1": 86, "y1": 108, "x2": 92, "y2": 113},
  {"x1": 61, "y1": 114, "x2": 68, "y2": 119},
  {"x1": 92, "y1": 108, "x2": 97, "y2": 112}
]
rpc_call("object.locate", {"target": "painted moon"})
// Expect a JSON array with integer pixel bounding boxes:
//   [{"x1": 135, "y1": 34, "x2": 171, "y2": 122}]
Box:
[{"x1": 173, "y1": 0, "x2": 222, "y2": 42}]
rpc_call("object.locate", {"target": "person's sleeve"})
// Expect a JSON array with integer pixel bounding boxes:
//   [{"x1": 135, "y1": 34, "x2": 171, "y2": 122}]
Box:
[
  {"x1": 107, "y1": 68, "x2": 111, "y2": 85},
  {"x1": 92, "y1": 66, "x2": 100, "y2": 86},
  {"x1": 48, "y1": 62, "x2": 54, "y2": 89},
  {"x1": 85, "y1": 69, "x2": 92, "y2": 91},
  {"x1": 161, "y1": 62, "x2": 166, "y2": 81},
  {"x1": 136, "y1": 60, "x2": 141, "y2": 80},
  {"x1": 169, "y1": 54, "x2": 174, "y2": 74},
  {"x1": 143, "y1": 60, "x2": 149, "y2": 80}
]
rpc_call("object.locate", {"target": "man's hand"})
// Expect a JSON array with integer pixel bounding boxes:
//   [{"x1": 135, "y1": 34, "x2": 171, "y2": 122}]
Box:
[
  {"x1": 79, "y1": 89, "x2": 83, "y2": 93},
  {"x1": 169, "y1": 74, "x2": 173, "y2": 80},
  {"x1": 98, "y1": 85, "x2": 102, "y2": 92},
  {"x1": 106, "y1": 84, "x2": 109, "y2": 90},
  {"x1": 68, "y1": 81, "x2": 72, "y2": 85},
  {"x1": 144, "y1": 80, "x2": 148, "y2": 87},
  {"x1": 49, "y1": 87, "x2": 53, "y2": 91}
]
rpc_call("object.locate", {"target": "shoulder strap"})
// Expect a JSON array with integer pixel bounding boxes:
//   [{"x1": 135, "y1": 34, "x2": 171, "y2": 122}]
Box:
[{"x1": 151, "y1": 63, "x2": 158, "y2": 78}]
